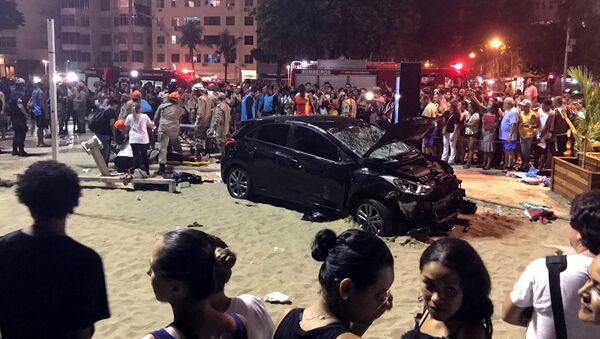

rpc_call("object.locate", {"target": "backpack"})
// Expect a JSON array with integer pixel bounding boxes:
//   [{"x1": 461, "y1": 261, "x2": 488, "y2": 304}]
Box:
[{"x1": 88, "y1": 109, "x2": 105, "y2": 133}]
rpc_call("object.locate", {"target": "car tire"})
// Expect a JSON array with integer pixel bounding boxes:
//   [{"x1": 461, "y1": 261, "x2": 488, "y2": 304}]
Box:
[
  {"x1": 226, "y1": 167, "x2": 252, "y2": 199},
  {"x1": 355, "y1": 199, "x2": 396, "y2": 236}
]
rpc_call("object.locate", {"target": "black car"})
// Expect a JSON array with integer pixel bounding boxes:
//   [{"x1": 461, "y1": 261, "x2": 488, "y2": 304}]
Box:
[{"x1": 221, "y1": 115, "x2": 471, "y2": 236}]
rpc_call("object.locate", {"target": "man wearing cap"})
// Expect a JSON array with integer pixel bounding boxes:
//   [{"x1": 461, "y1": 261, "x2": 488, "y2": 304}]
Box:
[
  {"x1": 518, "y1": 99, "x2": 539, "y2": 171},
  {"x1": 209, "y1": 93, "x2": 231, "y2": 154},
  {"x1": 154, "y1": 92, "x2": 184, "y2": 174},
  {"x1": 73, "y1": 82, "x2": 88, "y2": 134}
]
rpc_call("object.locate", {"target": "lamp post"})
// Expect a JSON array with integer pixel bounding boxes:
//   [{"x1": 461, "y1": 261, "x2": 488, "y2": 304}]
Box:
[{"x1": 42, "y1": 60, "x2": 49, "y2": 75}]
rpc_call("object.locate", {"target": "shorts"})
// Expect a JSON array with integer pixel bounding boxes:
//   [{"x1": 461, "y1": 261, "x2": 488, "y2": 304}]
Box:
[
  {"x1": 503, "y1": 140, "x2": 517, "y2": 151},
  {"x1": 35, "y1": 114, "x2": 48, "y2": 129}
]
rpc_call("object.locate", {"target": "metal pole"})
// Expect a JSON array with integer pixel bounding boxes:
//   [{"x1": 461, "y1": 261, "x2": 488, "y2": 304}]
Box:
[
  {"x1": 47, "y1": 19, "x2": 59, "y2": 161},
  {"x1": 394, "y1": 76, "x2": 400, "y2": 124},
  {"x1": 562, "y1": 20, "x2": 571, "y2": 92},
  {"x1": 127, "y1": 0, "x2": 134, "y2": 70}
]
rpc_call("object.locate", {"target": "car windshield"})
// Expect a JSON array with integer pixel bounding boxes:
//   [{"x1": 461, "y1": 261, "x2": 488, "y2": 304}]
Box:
[{"x1": 328, "y1": 124, "x2": 411, "y2": 159}]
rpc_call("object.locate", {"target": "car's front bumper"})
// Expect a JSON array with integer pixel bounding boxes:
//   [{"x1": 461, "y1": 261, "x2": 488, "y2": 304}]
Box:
[{"x1": 397, "y1": 188, "x2": 466, "y2": 226}]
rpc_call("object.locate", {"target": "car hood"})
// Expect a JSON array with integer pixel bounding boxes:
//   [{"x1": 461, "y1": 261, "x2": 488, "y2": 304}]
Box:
[{"x1": 363, "y1": 117, "x2": 435, "y2": 158}]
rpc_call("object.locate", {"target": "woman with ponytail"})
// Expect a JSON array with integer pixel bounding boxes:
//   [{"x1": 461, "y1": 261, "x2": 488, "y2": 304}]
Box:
[
  {"x1": 402, "y1": 238, "x2": 493, "y2": 339},
  {"x1": 125, "y1": 90, "x2": 154, "y2": 175},
  {"x1": 207, "y1": 235, "x2": 275, "y2": 339},
  {"x1": 273, "y1": 229, "x2": 394, "y2": 339},
  {"x1": 143, "y1": 229, "x2": 247, "y2": 339}
]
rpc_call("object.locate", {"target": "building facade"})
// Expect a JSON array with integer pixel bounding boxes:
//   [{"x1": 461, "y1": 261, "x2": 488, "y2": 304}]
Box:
[
  {"x1": 0, "y1": 0, "x2": 61, "y2": 78},
  {"x1": 60, "y1": 0, "x2": 153, "y2": 71},
  {"x1": 152, "y1": 0, "x2": 258, "y2": 82}
]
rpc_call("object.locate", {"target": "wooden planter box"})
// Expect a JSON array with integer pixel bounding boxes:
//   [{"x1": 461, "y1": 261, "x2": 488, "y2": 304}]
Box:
[
  {"x1": 552, "y1": 157, "x2": 600, "y2": 200},
  {"x1": 577, "y1": 152, "x2": 600, "y2": 172}
]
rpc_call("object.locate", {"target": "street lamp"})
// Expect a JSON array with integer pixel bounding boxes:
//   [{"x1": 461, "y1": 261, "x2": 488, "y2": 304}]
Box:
[
  {"x1": 469, "y1": 52, "x2": 476, "y2": 59},
  {"x1": 489, "y1": 38, "x2": 503, "y2": 49},
  {"x1": 42, "y1": 60, "x2": 49, "y2": 74}
]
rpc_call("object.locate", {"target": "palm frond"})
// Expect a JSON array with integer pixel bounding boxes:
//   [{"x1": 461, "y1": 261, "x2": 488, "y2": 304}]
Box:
[{"x1": 568, "y1": 66, "x2": 600, "y2": 151}]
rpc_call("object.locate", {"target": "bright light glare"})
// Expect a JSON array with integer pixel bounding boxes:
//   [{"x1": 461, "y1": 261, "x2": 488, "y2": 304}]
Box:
[
  {"x1": 424, "y1": 62, "x2": 431, "y2": 68},
  {"x1": 300, "y1": 61, "x2": 309, "y2": 68},
  {"x1": 489, "y1": 38, "x2": 503, "y2": 49},
  {"x1": 451, "y1": 62, "x2": 464, "y2": 71},
  {"x1": 394, "y1": 93, "x2": 401, "y2": 100},
  {"x1": 53, "y1": 74, "x2": 62, "y2": 83},
  {"x1": 66, "y1": 72, "x2": 78, "y2": 82},
  {"x1": 33, "y1": 76, "x2": 41, "y2": 84},
  {"x1": 365, "y1": 91, "x2": 374, "y2": 101},
  {"x1": 469, "y1": 52, "x2": 476, "y2": 59},
  {"x1": 130, "y1": 70, "x2": 139, "y2": 78},
  {"x1": 487, "y1": 80, "x2": 495, "y2": 85}
]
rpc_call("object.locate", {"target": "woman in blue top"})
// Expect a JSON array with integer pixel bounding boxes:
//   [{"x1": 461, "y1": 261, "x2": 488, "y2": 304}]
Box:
[{"x1": 143, "y1": 229, "x2": 248, "y2": 339}]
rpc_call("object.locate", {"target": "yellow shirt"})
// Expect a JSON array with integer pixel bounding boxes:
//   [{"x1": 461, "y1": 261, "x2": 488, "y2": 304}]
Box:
[
  {"x1": 421, "y1": 103, "x2": 438, "y2": 118},
  {"x1": 519, "y1": 110, "x2": 538, "y2": 139}
]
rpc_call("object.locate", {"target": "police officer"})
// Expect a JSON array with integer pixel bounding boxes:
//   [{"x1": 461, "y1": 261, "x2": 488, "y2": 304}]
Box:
[{"x1": 8, "y1": 78, "x2": 29, "y2": 156}]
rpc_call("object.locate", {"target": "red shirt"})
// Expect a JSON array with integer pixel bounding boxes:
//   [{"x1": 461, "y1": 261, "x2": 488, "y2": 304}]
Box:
[{"x1": 295, "y1": 95, "x2": 310, "y2": 115}]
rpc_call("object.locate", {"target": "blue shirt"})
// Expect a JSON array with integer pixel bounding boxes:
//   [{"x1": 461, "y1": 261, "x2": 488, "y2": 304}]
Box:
[
  {"x1": 32, "y1": 87, "x2": 43, "y2": 116},
  {"x1": 263, "y1": 94, "x2": 275, "y2": 113},
  {"x1": 500, "y1": 107, "x2": 519, "y2": 141},
  {"x1": 241, "y1": 94, "x2": 255, "y2": 122}
]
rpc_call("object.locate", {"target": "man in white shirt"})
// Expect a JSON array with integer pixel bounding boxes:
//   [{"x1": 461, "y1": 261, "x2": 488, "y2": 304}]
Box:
[
  {"x1": 502, "y1": 190, "x2": 600, "y2": 339},
  {"x1": 534, "y1": 98, "x2": 555, "y2": 170}
]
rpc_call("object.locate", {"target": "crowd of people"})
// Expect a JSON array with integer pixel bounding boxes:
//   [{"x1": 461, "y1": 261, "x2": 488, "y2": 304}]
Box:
[
  {"x1": 0, "y1": 160, "x2": 599, "y2": 339},
  {"x1": 419, "y1": 79, "x2": 584, "y2": 172},
  {"x1": 0, "y1": 76, "x2": 396, "y2": 174}
]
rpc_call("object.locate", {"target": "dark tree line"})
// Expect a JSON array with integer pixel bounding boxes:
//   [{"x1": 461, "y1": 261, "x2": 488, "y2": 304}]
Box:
[
  {"x1": 254, "y1": 0, "x2": 600, "y2": 77},
  {"x1": 0, "y1": 0, "x2": 25, "y2": 33}
]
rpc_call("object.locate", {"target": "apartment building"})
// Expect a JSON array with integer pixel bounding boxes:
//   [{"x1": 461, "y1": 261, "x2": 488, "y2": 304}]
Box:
[
  {"x1": 61, "y1": 0, "x2": 153, "y2": 71},
  {"x1": 0, "y1": 0, "x2": 61, "y2": 77},
  {"x1": 152, "y1": 0, "x2": 258, "y2": 82}
]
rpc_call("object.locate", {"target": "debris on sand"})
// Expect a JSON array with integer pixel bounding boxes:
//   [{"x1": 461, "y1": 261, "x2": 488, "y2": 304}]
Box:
[
  {"x1": 264, "y1": 292, "x2": 291, "y2": 305},
  {"x1": 186, "y1": 221, "x2": 203, "y2": 228}
]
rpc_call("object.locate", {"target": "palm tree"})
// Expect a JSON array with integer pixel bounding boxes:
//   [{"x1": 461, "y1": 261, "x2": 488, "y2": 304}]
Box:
[
  {"x1": 569, "y1": 66, "x2": 600, "y2": 167},
  {"x1": 179, "y1": 20, "x2": 204, "y2": 74},
  {"x1": 214, "y1": 30, "x2": 241, "y2": 82}
]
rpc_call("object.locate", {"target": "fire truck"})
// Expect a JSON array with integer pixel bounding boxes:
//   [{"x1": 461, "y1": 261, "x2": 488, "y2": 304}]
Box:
[{"x1": 289, "y1": 60, "x2": 466, "y2": 90}]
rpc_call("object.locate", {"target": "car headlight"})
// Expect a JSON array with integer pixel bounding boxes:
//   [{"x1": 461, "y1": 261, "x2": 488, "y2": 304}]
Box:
[{"x1": 382, "y1": 176, "x2": 433, "y2": 196}]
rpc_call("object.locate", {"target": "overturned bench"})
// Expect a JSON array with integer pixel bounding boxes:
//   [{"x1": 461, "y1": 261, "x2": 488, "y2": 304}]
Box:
[{"x1": 79, "y1": 175, "x2": 177, "y2": 193}]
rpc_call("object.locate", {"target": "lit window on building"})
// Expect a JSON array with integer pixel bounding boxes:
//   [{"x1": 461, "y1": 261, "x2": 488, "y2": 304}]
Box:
[
  {"x1": 205, "y1": 0, "x2": 221, "y2": 7},
  {"x1": 204, "y1": 53, "x2": 221, "y2": 63},
  {"x1": 171, "y1": 35, "x2": 177, "y2": 44}
]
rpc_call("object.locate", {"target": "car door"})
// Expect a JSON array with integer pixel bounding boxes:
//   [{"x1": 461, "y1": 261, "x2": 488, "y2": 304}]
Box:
[
  {"x1": 286, "y1": 125, "x2": 350, "y2": 211},
  {"x1": 244, "y1": 123, "x2": 291, "y2": 199}
]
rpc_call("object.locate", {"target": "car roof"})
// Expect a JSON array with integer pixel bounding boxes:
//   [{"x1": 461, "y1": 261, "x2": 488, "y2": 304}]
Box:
[{"x1": 247, "y1": 115, "x2": 367, "y2": 130}]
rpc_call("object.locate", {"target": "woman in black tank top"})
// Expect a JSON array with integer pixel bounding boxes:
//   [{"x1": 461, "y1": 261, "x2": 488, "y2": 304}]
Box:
[
  {"x1": 401, "y1": 238, "x2": 493, "y2": 339},
  {"x1": 273, "y1": 229, "x2": 395, "y2": 339}
]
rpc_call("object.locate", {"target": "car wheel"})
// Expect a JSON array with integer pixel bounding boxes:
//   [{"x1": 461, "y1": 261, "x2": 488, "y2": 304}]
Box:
[
  {"x1": 226, "y1": 167, "x2": 252, "y2": 199},
  {"x1": 355, "y1": 199, "x2": 395, "y2": 236}
]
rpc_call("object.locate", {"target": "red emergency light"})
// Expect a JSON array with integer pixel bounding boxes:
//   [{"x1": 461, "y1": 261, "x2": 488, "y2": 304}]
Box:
[
  {"x1": 181, "y1": 68, "x2": 194, "y2": 74},
  {"x1": 451, "y1": 62, "x2": 464, "y2": 71},
  {"x1": 548, "y1": 73, "x2": 555, "y2": 80}
]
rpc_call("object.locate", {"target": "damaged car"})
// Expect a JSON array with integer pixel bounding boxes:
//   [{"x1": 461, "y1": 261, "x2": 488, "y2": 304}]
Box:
[{"x1": 221, "y1": 115, "x2": 474, "y2": 236}]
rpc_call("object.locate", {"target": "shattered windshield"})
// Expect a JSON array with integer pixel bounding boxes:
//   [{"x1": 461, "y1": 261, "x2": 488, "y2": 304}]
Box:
[{"x1": 329, "y1": 124, "x2": 411, "y2": 159}]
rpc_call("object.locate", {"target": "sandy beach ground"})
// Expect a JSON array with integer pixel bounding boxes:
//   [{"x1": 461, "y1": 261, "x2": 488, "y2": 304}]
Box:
[{"x1": 0, "y1": 135, "x2": 573, "y2": 339}]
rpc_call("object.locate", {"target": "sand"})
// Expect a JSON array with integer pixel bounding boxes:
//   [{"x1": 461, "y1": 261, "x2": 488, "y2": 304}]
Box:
[{"x1": 0, "y1": 140, "x2": 574, "y2": 338}]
